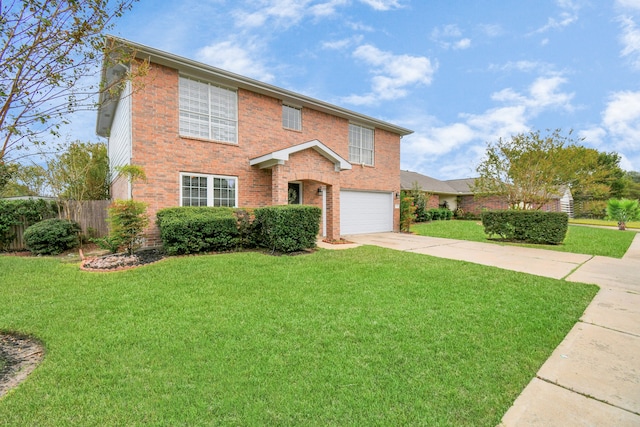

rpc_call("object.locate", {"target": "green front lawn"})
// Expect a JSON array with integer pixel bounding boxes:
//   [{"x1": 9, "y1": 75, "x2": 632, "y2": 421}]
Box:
[
  {"x1": 412, "y1": 221, "x2": 636, "y2": 258},
  {"x1": 0, "y1": 248, "x2": 596, "y2": 426},
  {"x1": 570, "y1": 218, "x2": 640, "y2": 229}
]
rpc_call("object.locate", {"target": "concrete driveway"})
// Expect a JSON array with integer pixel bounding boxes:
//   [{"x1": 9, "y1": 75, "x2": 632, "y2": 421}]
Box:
[{"x1": 340, "y1": 232, "x2": 640, "y2": 426}]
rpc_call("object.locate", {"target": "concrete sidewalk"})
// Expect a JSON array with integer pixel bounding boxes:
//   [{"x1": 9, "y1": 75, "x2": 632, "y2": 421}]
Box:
[{"x1": 337, "y1": 232, "x2": 640, "y2": 426}]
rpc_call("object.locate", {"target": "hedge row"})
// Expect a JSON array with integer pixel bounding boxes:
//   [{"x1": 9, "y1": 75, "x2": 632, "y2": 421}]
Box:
[
  {"x1": 156, "y1": 205, "x2": 321, "y2": 255},
  {"x1": 481, "y1": 210, "x2": 568, "y2": 244}
]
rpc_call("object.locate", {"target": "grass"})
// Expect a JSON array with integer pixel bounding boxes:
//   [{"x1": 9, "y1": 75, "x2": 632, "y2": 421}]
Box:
[
  {"x1": 412, "y1": 220, "x2": 637, "y2": 258},
  {"x1": 570, "y1": 218, "x2": 640, "y2": 229},
  {"x1": 0, "y1": 248, "x2": 597, "y2": 426}
]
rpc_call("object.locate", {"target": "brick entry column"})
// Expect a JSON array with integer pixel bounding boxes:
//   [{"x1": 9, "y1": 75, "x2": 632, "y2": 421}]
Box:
[
  {"x1": 271, "y1": 164, "x2": 288, "y2": 205},
  {"x1": 325, "y1": 184, "x2": 340, "y2": 240}
]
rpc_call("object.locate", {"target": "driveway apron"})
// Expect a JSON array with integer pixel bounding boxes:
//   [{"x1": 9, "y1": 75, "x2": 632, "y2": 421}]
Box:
[{"x1": 344, "y1": 232, "x2": 640, "y2": 426}]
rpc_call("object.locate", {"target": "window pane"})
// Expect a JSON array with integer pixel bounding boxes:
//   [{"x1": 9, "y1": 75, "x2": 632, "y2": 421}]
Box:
[
  {"x1": 181, "y1": 174, "x2": 208, "y2": 206},
  {"x1": 283, "y1": 105, "x2": 301, "y2": 130},
  {"x1": 348, "y1": 124, "x2": 374, "y2": 166},
  {"x1": 179, "y1": 77, "x2": 237, "y2": 143}
]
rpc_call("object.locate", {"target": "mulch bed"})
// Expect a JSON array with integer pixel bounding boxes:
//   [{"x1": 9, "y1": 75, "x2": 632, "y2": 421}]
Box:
[
  {"x1": 0, "y1": 333, "x2": 45, "y2": 399},
  {"x1": 80, "y1": 248, "x2": 166, "y2": 272}
]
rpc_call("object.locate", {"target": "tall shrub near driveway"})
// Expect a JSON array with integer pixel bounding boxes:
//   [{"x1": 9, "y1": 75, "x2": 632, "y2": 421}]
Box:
[
  {"x1": 482, "y1": 210, "x2": 568, "y2": 244},
  {"x1": 253, "y1": 205, "x2": 321, "y2": 253},
  {"x1": 606, "y1": 198, "x2": 640, "y2": 230}
]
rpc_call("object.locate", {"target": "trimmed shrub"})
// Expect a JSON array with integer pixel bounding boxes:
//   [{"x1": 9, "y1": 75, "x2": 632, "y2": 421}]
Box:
[
  {"x1": 253, "y1": 205, "x2": 321, "y2": 253},
  {"x1": 482, "y1": 210, "x2": 568, "y2": 244},
  {"x1": 428, "y1": 208, "x2": 453, "y2": 221},
  {"x1": 23, "y1": 218, "x2": 81, "y2": 255},
  {"x1": 156, "y1": 207, "x2": 240, "y2": 255}
]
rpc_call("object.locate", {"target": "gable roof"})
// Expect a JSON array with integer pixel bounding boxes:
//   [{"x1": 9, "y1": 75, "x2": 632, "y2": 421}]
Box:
[
  {"x1": 400, "y1": 171, "x2": 476, "y2": 195},
  {"x1": 97, "y1": 37, "x2": 414, "y2": 138},
  {"x1": 443, "y1": 178, "x2": 476, "y2": 195},
  {"x1": 250, "y1": 139, "x2": 352, "y2": 172}
]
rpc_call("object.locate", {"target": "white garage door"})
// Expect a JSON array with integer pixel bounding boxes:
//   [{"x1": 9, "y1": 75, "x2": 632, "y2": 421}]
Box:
[{"x1": 340, "y1": 190, "x2": 393, "y2": 235}]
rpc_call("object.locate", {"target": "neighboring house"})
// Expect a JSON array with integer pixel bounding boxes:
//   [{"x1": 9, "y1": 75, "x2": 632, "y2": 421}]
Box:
[
  {"x1": 97, "y1": 38, "x2": 413, "y2": 245},
  {"x1": 400, "y1": 170, "x2": 572, "y2": 216}
]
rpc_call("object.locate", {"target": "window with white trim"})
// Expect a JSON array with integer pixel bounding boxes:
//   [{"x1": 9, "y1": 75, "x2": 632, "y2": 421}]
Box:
[
  {"x1": 348, "y1": 123, "x2": 374, "y2": 166},
  {"x1": 180, "y1": 173, "x2": 238, "y2": 207},
  {"x1": 282, "y1": 105, "x2": 301, "y2": 130},
  {"x1": 179, "y1": 76, "x2": 238, "y2": 143}
]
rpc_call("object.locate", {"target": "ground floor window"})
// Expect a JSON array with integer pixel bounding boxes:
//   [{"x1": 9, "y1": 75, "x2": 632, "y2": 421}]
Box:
[{"x1": 180, "y1": 173, "x2": 237, "y2": 207}]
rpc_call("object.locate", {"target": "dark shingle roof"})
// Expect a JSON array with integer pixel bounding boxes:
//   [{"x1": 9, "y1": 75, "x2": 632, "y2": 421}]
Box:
[{"x1": 400, "y1": 171, "x2": 476, "y2": 195}]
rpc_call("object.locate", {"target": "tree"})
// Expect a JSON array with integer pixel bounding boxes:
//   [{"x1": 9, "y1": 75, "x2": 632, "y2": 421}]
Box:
[
  {"x1": 0, "y1": 163, "x2": 48, "y2": 197},
  {"x1": 473, "y1": 129, "x2": 613, "y2": 210},
  {"x1": 623, "y1": 171, "x2": 640, "y2": 201},
  {"x1": 46, "y1": 141, "x2": 109, "y2": 225},
  {"x1": 0, "y1": 161, "x2": 18, "y2": 194},
  {"x1": 0, "y1": 0, "x2": 141, "y2": 162}
]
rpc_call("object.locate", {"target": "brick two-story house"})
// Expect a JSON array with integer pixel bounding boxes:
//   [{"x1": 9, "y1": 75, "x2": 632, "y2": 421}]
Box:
[{"x1": 97, "y1": 38, "x2": 413, "y2": 245}]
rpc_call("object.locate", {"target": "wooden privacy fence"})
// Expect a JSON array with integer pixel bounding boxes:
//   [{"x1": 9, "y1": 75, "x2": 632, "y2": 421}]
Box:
[{"x1": 6, "y1": 200, "x2": 111, "y2": 251}]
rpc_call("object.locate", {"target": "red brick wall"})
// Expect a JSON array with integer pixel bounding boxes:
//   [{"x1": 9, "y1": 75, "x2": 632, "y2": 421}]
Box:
[
  {"x1": 459, "y1": 195, "x2": 561, "y2": 215},
  {"x1": 121, "y1": 62, "x2": 401, "y2": 243}
]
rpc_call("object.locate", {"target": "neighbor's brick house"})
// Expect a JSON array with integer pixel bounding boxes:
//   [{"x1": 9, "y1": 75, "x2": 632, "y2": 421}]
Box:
[
  {"x1": 401, "y1": 170, "x2": 573, "y2": 216},
  {"x1": 97, "y1": 38, "x2": 413, "y2": 245}
]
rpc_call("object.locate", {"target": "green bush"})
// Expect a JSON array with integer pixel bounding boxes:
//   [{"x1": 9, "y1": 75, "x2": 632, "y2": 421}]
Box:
[
  {"x1": 107, "y1": 200, "x2": 149, "y2": 255},
  {"x1": 400, "y1": 193, "x2": 415, "y2": 232},
  {"x1": 253, "y1": 205, "x2": 321, "y2": 253},
  {"x1": 156, "y1": 207, "x2": 240, "y2": 255},
  {"x1": 428, "y1": 208, "x2": 453, "y2": 221},
  {"x1": 23, "y1": 218, "x2": 81, "y2": 255},
  {"x1": 482, "y1": 210, "x2": 568, "y2": 244},
  {"x1": 0, "y1": 199, "x2": 56, "y2": 249}
]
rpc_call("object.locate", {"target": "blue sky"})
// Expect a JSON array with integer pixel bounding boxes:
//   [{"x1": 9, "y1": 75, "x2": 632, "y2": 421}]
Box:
[{"x1": 101, "y1": 0, "x2": 640, "y2": 179}]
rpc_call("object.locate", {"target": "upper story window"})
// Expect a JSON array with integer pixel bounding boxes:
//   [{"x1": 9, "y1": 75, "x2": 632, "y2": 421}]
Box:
[
  {"x1": 179, "y1": 76, "x2": 238, "y2": 143},
  {"x1": 348, "y1": 123, "x2": 374, "y2": 166},
  {"x1": 180, "y1": 173, "x2": 237, "y2": 207},
  {"x1": 282, "y1": 105, "x2": 301, "y2": 131}
]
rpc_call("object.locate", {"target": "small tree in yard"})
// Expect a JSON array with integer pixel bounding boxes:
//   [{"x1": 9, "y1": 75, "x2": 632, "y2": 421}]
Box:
[
  {"x1": 474, "y1": 129, "x2": 613, "y2": 210},
  {"x1": 400, "y1": 192, "x2": 415, "y2": 232},
  {"x1": 95, "y1": 164, "x2": 148, "y2": 253},
  {"x1": 106, "y1": 200, "x2": 149, "y2": 254},
  {"x1": 606, "y1": 199, "x2": 640, "y2": 230}
]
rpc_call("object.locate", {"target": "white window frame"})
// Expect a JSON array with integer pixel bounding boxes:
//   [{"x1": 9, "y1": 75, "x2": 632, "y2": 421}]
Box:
[
  {"x1": 179, "y1": 76, "x2": 238, "y2": 143},
  {"x1": 282, "y1": 104, "x2": 302, "y2": 131},
  {"x1": 348, "y1": 123, "x2": 375, "y2": 166},
  {"x1": 180, "y1": 173, "x2": 238, "y2": 207}
]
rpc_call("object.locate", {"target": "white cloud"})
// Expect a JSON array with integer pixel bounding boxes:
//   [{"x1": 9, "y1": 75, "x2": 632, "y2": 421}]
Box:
[
  {"x1": 618, "y1": 16, "x2": 640, "y2": 69},
  {"x1": 358, "y1": 0, "x2": 405, "y2": 11},
  {"x1": 532, "y1": 0, "x2": 580, "y2": 33},
  {"x1": 400, "y1": 74, "x2": 576, "y2": 178},
  {"x1": 616, "y1": 0, "x2": 640, "y2": 10},
  {"x1": 321, "y1": 35, "x2": 364, "y2": 50},
  {"x1": 602, "y1": 91, "x2": 640, "y2": 149},
  {"x1": 453, "y1": 38, "x2": 471, "y2": 50},
  {"x1": 478, "y1": 24, "x2": 503, "y2": 37},
  {"x1": 196, "y1": 39, "x2": 275, "y2": 82},
  {"x1": 342, "y1": 44, "x2": 437, "y2": 105},
  {"x1": 431, "y1": 24, "x2": 472, "y2": 50}
]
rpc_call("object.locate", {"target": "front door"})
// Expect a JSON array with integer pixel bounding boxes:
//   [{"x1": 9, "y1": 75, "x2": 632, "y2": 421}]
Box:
[{"x1": 288, "y1": 182, "x2": 302, "y2": 204}]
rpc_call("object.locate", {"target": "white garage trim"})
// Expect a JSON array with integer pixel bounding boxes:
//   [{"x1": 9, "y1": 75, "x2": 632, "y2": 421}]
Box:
[{"x1": 340, "y1": 190, "x2": 393, "y2": 235}]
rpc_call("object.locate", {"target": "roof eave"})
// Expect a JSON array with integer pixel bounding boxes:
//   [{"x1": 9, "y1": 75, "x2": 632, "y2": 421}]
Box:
[{"x1": 97, "y1": 36, "x2": 414, "y2": 138}]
